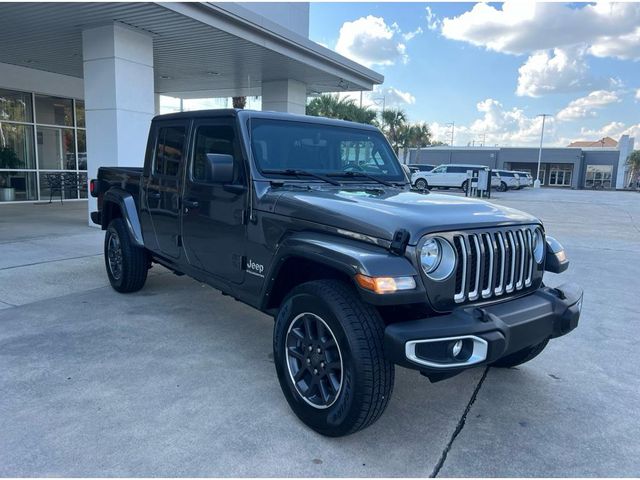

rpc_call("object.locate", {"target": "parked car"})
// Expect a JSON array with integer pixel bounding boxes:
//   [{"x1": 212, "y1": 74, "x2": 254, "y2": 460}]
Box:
[
  {"x1": 90, "y1": 110, "x2": 582, "y2": 437},
  {"x1": 515, "y1": 171, "x2": 534, "y2": 189},
  {"x1": 412, "y1": 164, "x2": 500, "y2": 192},
  {"x1": 493, "y1": 170, "x2": 521, "y2": 192},
  {"x1": 407, "y1": 163, "x2": 436, "y2": 175}
]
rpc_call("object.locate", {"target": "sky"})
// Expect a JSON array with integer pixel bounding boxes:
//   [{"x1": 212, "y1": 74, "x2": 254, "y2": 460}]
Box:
[{"x1": 308, "y1": 1, "x2": 640, "y2": 147}]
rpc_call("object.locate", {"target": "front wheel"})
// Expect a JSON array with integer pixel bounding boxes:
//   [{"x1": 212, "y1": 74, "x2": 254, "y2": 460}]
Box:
[
  {"x1": 498, "y1": 181, "x2": 508, "y2": 192},
  {"x1": 414, "y1": 178, "x2": 428, "y2": 191},
  {"x1": 462, "y1": 180, "x2": 469, "y2": 193},
  {"x1": 104, "y1": 218, "x2": 149, "y2": 293},
  {"x1": 273, "y1": 280, "x2": 394, "y2": 436},
  {"x1": 491, "y1": 338, "x2": 549, "y2": 368}
]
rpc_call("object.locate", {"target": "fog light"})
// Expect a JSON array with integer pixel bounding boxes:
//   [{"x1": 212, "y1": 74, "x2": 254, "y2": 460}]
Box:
[{"x1": 451, "y1": 339, "x2": 463, "y2": 358}]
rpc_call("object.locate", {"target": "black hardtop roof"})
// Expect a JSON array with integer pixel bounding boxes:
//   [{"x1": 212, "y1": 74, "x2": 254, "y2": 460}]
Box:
[{"x1": 152, "y1": 109, "x2": 380, "y2": 131}]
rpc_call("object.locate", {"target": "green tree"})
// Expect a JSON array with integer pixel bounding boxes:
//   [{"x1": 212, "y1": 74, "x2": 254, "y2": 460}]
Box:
[
  {"x1": 380, "y1": 108, "x2": 408, "y2": 154},
  {"x1": 627, "y1": 150, "x2": 640, "y2": 188},
  {"x1": 232, "y1": 96, "x2": 247, "y2": 109},
  {"x1": 306, "y1": 94, "x2": 377, "y2": 125}
]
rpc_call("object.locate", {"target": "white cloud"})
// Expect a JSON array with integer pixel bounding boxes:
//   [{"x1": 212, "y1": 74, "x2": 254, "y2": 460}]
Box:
[
  {"x1": 590, "y1": 27, "x2": 640, "y2": 61},
  {"x1": 515, "y1": 48, "x2": 599, "y2": 97},
  {"x1": 339, "y1": 85, "x2": 416, "y2": 109},
  {"x1": 635, "y1": 89, "x2": 640, "y2": 101},
  {"x1": 578, "y1": 121, "x2": 640, "y2": 140},
  {"x1": 556, "y1": 90, "x2": 621, "y2": 122},
  {"x1": 403, "y1": 27, "x2": 423, "y2": 42},
  {"x1": 425, "y1": 6, "x2": 440, "y2": 31},
  {"x1": 441, "y1": 1, "x2": 640, "y2": 57},
  {"x1": 335, "y1": 15, "x2": 408, "y2": 67},
  {"x1": 430, "y1": 98, "x2": 552, "y2": 146}
]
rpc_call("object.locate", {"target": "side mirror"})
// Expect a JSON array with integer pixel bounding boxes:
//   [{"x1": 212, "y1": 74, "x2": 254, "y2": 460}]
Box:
[{"x1": 205, "y1": 153, "x2": 234, "y2": 184}]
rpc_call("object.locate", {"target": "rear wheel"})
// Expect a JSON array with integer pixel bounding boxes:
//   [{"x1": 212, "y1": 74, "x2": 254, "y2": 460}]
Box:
[
  {"x1": 273, "y1": 279, "x2": 394, "y2": 437},
  {"x1": 491, "y1": 338, "x2": 549, "y2": 368},
  {"x1": 462, "y1": 180, "x2": 469, "y2": 193},
  {"x1": 104, "y1": 218, "x2": 149, "y2": 293},
  {"x1": 414, "y1": 178, "x2": 428, "y2": 191},
  {"x1": 498, "y1": 181, "x2": 508, "y2": 192}
]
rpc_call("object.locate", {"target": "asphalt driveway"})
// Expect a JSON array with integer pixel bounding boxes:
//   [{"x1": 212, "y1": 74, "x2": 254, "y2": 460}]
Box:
[{"x1": 1, "y1": 189, "x2": 639, "y2": 476}]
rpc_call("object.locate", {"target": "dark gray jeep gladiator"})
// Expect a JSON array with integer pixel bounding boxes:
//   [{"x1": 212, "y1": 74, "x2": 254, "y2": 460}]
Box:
[{"x1": 90, "y1": 109, "x2": 583, "y2": 437}]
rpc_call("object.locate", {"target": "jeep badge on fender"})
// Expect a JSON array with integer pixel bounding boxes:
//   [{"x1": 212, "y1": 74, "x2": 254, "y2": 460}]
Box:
[{"x1": 90, "y1": 109, "x2": 583, "y2": 437}]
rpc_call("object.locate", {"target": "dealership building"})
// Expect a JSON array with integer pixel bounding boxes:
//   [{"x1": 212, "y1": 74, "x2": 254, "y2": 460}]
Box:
[
  {"x1": 407, "y1": 135, "x2": 636, "y2": 190},
  {"x1": 0, "y1": 2, "x2": 382, "y2": 211}
]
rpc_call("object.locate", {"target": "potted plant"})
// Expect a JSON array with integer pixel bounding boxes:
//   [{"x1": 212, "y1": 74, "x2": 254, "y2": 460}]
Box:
[{"x1": 0, "y1": 146, "x2": 20, "y2": 201}]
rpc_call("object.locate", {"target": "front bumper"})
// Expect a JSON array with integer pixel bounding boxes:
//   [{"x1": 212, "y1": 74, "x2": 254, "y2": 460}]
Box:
[{"x1": 384, "y1": 282, "x2": 582, "y2": 374}]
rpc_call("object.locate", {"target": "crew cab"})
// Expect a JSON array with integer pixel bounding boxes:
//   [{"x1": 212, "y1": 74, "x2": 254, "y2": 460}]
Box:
[
  {"x1": 90, "y1": 110, "x2": 582, "y2": 437},
  {"x1": 412, "y1": 163, "x2": 500, "y2": 192}
]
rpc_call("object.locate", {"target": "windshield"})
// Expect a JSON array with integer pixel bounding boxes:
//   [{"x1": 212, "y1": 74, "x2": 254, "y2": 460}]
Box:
[{"x1": 250, "y1": 119, "x2": 405, "y2": 182}]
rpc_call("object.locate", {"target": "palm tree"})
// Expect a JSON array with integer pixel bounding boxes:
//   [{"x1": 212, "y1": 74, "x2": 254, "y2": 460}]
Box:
[
  {"x1": 232, "y1": 97, "x2": 247, "y2": 109},
  {"x1": 627, "y1": 150, "x2": 640, "y2": 189},
  {"x1": 407, "y1": 123, "x2": 432, "y2": 149},
  {"x1": 380, "y1": 108, "x2": 408, "y2": 154},
  {"x1": 306, "y1": 94, "x2": 377, "y2": 125}
]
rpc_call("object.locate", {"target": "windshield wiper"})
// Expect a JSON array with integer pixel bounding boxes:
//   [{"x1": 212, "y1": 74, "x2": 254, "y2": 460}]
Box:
[
  {"x1": 261, "y1": 169, "x2": 342, "y2": 186},
  {"x1": 328, "y1": 171, "x2": 399, "y2": 187}
]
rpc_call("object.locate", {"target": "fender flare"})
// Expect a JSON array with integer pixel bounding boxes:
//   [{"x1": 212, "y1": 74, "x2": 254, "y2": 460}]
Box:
[
  {"x1": 261, "y1": 231, "x2": 423, "y2": 309},
  {"x1": 102, "y1": 189, "x2": 145, "y2": 247}
]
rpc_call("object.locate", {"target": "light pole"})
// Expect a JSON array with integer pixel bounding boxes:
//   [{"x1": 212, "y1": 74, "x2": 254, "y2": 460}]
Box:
[
  {"x1": 445, "y1": 122, "x2": 455, "y2": 146},
  {"x1": 534, "y1": 114, "x2": 551, "y2": 189}
]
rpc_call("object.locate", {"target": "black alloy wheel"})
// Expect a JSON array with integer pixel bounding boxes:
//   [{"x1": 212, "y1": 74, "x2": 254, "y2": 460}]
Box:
[
  {"x1": 104, "y1": 218, "x2": 149, "y2": 293},
  {"x1": 285, "y1": 312, "x2": 343, "y2": 408},
  {"x1": 106, "y1": 229, "x2": 123, "y2": 281}
]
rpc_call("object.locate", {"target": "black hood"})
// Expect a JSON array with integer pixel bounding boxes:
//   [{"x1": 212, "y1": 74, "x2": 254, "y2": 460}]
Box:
[{"x1": 270, "y1": 186, "x2": 540, "y2": 245}]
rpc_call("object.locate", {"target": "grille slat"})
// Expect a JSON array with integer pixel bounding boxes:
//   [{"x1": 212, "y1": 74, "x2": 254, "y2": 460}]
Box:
[{"x1": 453, "y1": 227, "x2": 536, "y2": 304}]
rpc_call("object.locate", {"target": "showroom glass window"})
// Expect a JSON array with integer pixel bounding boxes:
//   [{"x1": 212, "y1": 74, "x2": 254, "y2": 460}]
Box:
[
  {"x1": 585, "y1": 165, "x2": 612, "y2": 189},
  {"x1": 0, "y1": 88, "x2": 86, "y2": 201}
]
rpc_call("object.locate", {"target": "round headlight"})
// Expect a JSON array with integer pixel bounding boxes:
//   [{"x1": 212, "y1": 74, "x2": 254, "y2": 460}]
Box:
[
  {"x1": 420, "y1": 237, "x2": 456, "y2": 281},
  {"x1": 420, "y1": 238, "x2": 441, "y2": 274},
  {"x1": 532, "y1": 228, "x2": 545, "y2": 263}
]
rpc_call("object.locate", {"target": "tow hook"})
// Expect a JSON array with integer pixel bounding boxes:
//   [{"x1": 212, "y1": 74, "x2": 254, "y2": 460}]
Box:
[
  {"x1": 473, "y1": 307, "x2": 490, "y2": 323},
  {"x1": 552, "y1": 287, "x2": 566, "y2": 300}
]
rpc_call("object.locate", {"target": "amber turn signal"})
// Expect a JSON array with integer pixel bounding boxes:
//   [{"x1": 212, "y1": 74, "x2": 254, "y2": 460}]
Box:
[{"x1": 355, "y1": 274, "x2": 416, "y2": 294}]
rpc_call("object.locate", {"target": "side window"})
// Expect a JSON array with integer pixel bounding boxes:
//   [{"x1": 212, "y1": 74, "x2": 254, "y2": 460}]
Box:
[
  {"x1": 154, "y1": 126, "x2": 186, "y2": 176},
  {"x1": 192, "y1": 124, "x2": 241, "y2": 183},
  {"x1": 432, "y1": 166, "x2": 445, "y2": 173}
]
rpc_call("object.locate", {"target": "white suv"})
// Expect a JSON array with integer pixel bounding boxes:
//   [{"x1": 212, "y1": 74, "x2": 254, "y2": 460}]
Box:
[
  {"x1": 493, "y1": 170, "x2": 520, "y2": 191},
  {"x1": 514, "y1": 171, "x2": 534, "y2": 189},
  {"x1": 412, "y1": 164, "x2": 500, "y2": 192}
]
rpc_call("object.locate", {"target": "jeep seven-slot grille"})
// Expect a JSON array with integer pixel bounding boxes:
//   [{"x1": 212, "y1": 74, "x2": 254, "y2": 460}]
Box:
[{"x1": 452, "y1": 228, "x2": 535, "y2": 303}]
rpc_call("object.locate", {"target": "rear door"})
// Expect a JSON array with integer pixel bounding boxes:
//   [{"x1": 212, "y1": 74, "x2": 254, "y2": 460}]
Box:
[
  {"x1": 145, "y1": 121, "x2": 189, "y2": 259},
  {"x1": 181, "y1": 118, "x2": 248, "y2": 283}
]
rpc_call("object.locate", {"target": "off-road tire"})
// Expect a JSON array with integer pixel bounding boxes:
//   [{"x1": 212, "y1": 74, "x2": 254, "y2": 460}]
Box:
[
  {"x1": 104, "y1": 218, "x2": 149, "y2": 293},
  {"x1": 491, "y1": 338, "x2": 550, "y2": 368},
  {"x1": 414, "y1": 178, "x2": 428, "y2": 191},
  {"x1": 273, "y1": 279, "x2": 394, "y2": 437}
]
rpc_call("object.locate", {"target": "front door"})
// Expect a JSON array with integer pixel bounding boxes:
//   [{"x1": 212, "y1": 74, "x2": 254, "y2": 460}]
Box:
[
  {"x1": 145, "y1": 122, "x2": 189, "y2": 258},
  {"x1": 181, "y1": 118, "x2": 248, "y2": 283}
]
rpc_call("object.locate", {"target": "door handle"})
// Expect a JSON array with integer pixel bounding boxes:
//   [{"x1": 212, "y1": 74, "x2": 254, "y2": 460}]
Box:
[
  {"x1": 183, "y1": 199, "x2": 199, "y2": 209},
  {"x1": 148, "y1": 191, "x2": 161, "y2": 199}
]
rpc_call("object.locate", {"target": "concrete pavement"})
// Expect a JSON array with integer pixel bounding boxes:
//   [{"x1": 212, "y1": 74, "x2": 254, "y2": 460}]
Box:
[{"x1": 0, "y1": 190, "x2": 639, "y2": 476}]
